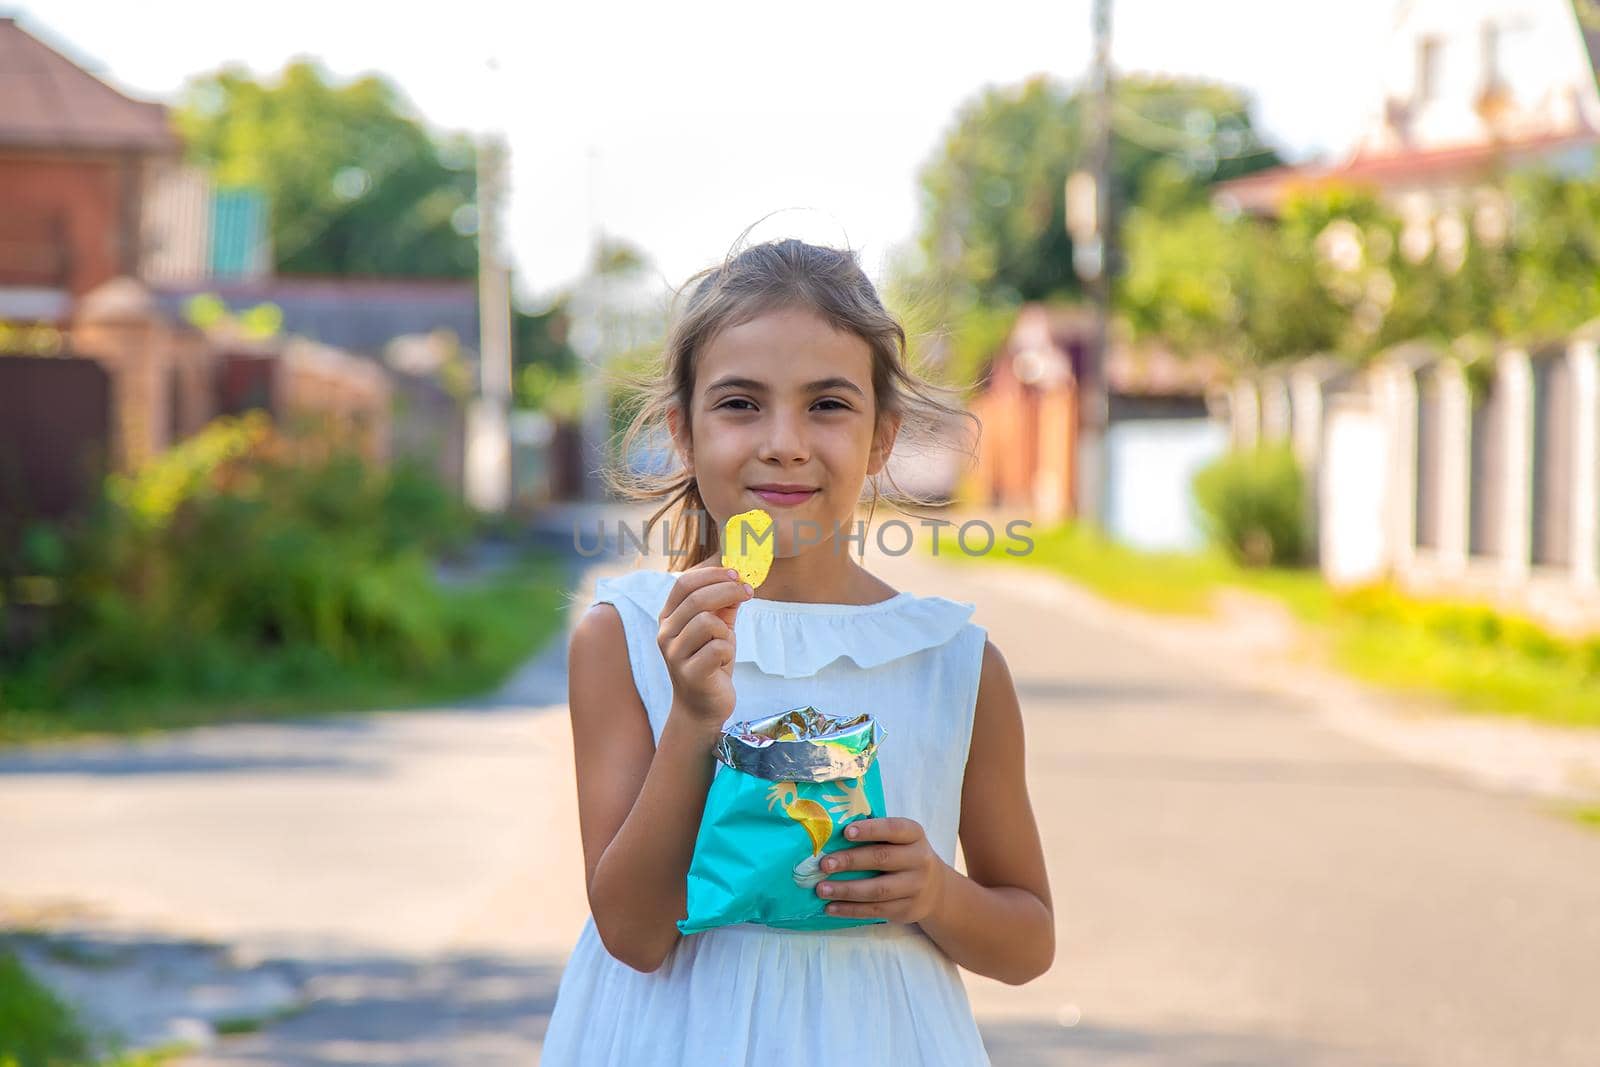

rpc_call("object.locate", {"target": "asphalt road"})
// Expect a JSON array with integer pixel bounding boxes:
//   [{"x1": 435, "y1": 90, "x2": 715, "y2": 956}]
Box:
[{"x1": 2, "y1": 505, "x2": 1597, "y2": 1065}]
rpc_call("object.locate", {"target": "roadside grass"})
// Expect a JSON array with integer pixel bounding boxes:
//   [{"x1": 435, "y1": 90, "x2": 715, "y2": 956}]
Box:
[
  {"x1": 0, "y1": 943, "x2": 192, "y2": 1066},
  {"x1": 1569, "y1": 806, "x2": 1600, "y2": 832},
  {"x1": 934, "y1": 519, "x2": 1600, "y2": 730},
  {"x1": 934, "y1": 518, "x2": 1334, "y2": 619},
  {"x1": 0, "y1": 548, "x2": 571, "y2": 748},
  {"x1": 212, "y1": 1002, "x2": 306, "y2": 1035},
  {"x1": 1329, "y1": 611, "x2": 1600, "y2": 728},
  {"x1": 0, "y1": 945, "x2": 95, "y2": 1067}
]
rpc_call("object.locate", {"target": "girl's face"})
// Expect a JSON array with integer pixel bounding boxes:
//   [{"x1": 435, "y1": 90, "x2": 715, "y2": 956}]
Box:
[{"x1": 669, "y1": 305, "x2": 899, "y2": 559}]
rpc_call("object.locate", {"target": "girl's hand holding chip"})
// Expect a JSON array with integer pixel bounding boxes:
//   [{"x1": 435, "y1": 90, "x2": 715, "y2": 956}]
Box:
[
  {"x1": 659, "y1": 509, "x2": 772, "y2": 728},
  {"x1": 812, "y1": 817, "x2": 951, "y2": 925},
  {"x1": 658, "y1": 561, "x2": 753, "y2": 727}
]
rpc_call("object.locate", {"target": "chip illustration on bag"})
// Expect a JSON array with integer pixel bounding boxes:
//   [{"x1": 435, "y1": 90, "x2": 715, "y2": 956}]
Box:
[
  {"x1": 677, "y1": 706, "x2": 889, "y2": 934},
  {"x1": 721, "y1": 507, "x2": 774, "y2": 588},
  {"x1": 767, "y1": 776, "x2": 874, "y2": 888}
]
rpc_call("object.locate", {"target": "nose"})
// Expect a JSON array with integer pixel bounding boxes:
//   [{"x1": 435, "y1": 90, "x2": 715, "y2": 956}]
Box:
[{"x1": 757, "y1": 407, "x2": 809, "y2": 465}]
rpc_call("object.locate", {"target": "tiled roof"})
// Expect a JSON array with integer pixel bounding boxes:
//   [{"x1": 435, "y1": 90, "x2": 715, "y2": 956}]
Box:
[
  {"x1": 1217, "y1": 129, "x2": 1600, "y2": 210},
  {"x1": 0, "y1": 17, "x2": 179, "y2": 152}
]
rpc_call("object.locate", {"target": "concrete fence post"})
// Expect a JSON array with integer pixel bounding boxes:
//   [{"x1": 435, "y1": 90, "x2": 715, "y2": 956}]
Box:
[
  {"x1": 1438, "y1": 359, "x2": 1472, "y2": 571},
  {"x1": 1570, "y1": 340, "x2": 1599, "y2": 589},
  {"x1": 1499, "y1": 349, "x2": 1534, "y2": 584}
]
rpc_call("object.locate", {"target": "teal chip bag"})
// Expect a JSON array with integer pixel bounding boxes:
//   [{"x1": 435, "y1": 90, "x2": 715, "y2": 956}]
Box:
[{"x1": 677, "y1": 706, "x2": 889, "y2": 935}]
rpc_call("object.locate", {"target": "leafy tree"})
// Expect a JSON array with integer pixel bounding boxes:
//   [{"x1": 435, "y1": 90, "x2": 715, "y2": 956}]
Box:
[
  {"x1": 514, "y1": 295, "x2": 582, "y2": 416},
  {"x1": 1499, "y1": 168, "x2": 1600, "y2": 339},
  {"x1": 893, "y1": 72, "x2": 1281, "y2": 389},
  {"x1": 514, "y1": 296, "x2": 578, "y2": 378},
  {"x1": 591, "y1": 236, "x2": 651, "y2": 277},
  {"x1": 905, "y1": 72, "x2": 1281, "y2": 309},
  {"x1": 176, "y1": 59, "x2": 479, "y2": 278},
  {"x1": 1120, "y1": 161, "x2": 1600, "y2": 369}
]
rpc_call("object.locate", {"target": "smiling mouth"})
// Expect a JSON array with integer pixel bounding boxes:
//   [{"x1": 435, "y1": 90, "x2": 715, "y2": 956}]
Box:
[{"x1": 750, "y1": 487, "x2": 818, "y2": 505}]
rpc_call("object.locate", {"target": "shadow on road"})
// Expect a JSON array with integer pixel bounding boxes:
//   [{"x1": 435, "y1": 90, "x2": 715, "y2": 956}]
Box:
[{"x1": 179, "y1": 945, "x2": 565, "y2": 1066}]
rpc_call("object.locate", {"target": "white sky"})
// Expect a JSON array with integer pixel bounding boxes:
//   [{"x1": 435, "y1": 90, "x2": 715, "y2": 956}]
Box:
[{"x1": 14, "y1": 0, "x2": 1400, "y2": 308}]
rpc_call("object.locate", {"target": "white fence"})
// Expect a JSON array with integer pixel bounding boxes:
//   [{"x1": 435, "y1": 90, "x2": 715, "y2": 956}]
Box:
[{"x1": 1233, "y1": 331, "x2": 1600, "y2": 635}]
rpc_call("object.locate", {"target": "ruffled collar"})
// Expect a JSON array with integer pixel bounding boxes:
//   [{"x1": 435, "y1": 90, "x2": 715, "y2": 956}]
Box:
[{"x1": 592, "y1": 567, "x2": 976, "y2": 679}]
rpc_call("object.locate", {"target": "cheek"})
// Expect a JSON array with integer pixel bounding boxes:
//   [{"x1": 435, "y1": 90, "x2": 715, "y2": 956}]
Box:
[
  {"x1": 696, "y1": 433, "x2": 747, "y2": 473},
  {"x1": 828, "y1": 435, "x2": 875, "y2": 478}
]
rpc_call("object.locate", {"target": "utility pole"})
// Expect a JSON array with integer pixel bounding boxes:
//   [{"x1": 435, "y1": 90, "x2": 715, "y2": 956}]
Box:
[
  {"x1": 465, "y1": 131, "x2": 513, "y2": 514},
  {"x1": 1067, "y1": 0, "x2": 1113, "y2": 528}
]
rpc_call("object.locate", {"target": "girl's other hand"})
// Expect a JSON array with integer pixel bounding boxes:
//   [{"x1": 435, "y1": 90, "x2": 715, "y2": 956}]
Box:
[
  {"x1": 658, "y1": 560, "x2": 754, "y2": 727},
  {"x1": 813, "y1": 817, "x2": 951, "y2": 925}
]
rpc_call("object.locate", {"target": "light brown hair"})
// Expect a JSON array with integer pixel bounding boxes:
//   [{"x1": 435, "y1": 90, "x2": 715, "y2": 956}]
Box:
[{"x1": 601, "y1": 228, "x2": 980, "y2": 571}]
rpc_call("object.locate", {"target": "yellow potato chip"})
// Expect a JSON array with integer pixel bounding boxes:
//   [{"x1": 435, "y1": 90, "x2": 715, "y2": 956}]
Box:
[{"x1": 721, "y1": 508, "x2": 774, "y2": 588}]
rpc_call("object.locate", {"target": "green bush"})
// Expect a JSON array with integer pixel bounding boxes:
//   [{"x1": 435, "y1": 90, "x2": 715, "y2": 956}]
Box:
[
  {"x1": 1191, "y1": 442, "x2": 1308, "y2": 567},
  {"x1": 2, "y1": 413, "x2": 483, "y2": 711}
]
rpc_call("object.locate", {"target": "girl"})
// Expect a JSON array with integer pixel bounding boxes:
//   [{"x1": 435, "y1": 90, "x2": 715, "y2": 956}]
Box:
[{"x1": 541, "y1": 235, "x2": 1053, "y2": 1065}]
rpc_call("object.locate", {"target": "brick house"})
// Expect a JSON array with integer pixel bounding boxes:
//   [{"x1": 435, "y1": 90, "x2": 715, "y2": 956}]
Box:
[
  {"x1": 0, "y1": 15, "x2": 182, "y2": 320},
  {"x1": 0, "y1": 17, "x2": 391, "y2": 513}
]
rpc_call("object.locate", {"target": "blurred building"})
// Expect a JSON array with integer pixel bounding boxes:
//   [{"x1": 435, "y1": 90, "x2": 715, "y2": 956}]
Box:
[
  {"x1": 0, "y1": 17, "x2": 400, "y2": 545},
  {"x1": 0, "y1": 275, "x2": 394, "y2": 566},
  {"x1": 1215, "y1": 0, "x2": 1600, "y2": 218},
  {"x1": 0, "y1": 16, "x2": 182, "y2": 320},
  {"x1": 150, "y1": 277, "x2": 481, "y2": 498},
  {"x1": 964, "y1": 303, "x2": 1230, "y2": 550},
  {"x1": 0, "y1": 16, "x2": 506, "y2": 538}
]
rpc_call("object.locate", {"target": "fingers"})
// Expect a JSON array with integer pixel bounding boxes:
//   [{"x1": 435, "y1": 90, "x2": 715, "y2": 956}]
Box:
[
  {"x1": 684, "y1": 636, "x2": 735, "y2": 673},
  {"x1": 837, "y1": 817, "x2": 917, "y2": 845},
  {"x1": 822, "y1": 899, "x2": 893, "y2": 919},
  {"x1": 816, "y1": 870, "x2": 921, "y2": 905},
  {"x1": 663, "y1": 611, "x2": 733, "y2": 666},
  {"x1": 665, "y1": 604, "x2": 732, "y2": 655},
  {"x1": 821, "y1": 839, "x2": 907, "y2": 875},
  {"x1": 659, "y1": 572, "x2": 750, "y2": 643},
  {"x1": 659, "y1": 563, "x2": 738, "y2": 620}
]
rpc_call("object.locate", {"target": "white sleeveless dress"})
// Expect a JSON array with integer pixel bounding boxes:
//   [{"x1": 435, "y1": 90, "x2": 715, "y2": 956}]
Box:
[{"x1": 540, "y1": 565, "x2": 994, "y2": 1066}]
